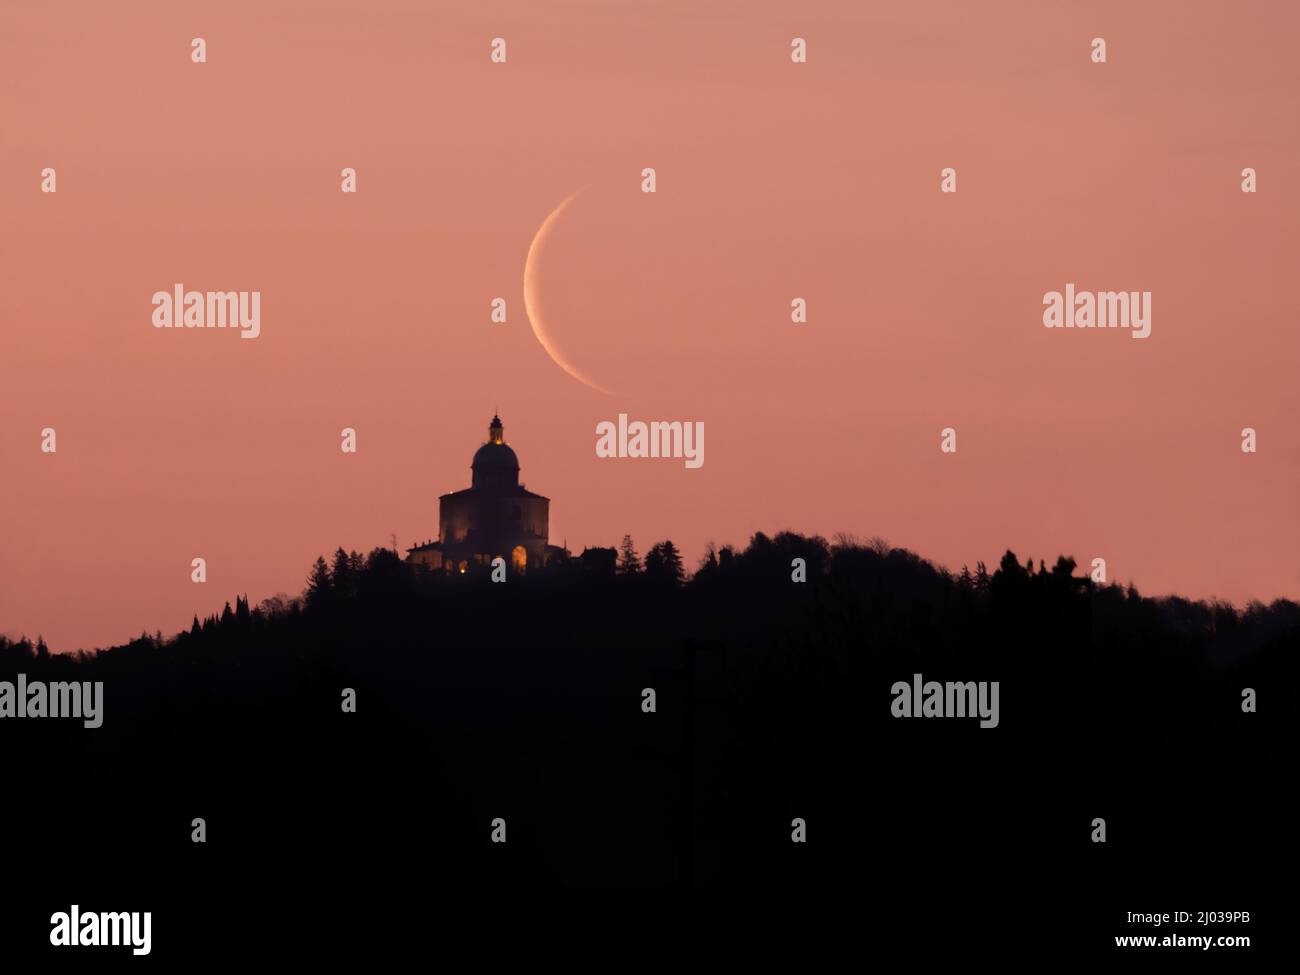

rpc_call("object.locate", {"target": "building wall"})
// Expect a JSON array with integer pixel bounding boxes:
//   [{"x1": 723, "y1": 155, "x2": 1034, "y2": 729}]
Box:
[
  {"x1": 408, "y1": 546, "x2": 443, "y2": 570},
  {"x1": 440, "y1": 495, "x2": 473, "y2": 545},
  {"x1": 437, "y1": 492, "x2": 549, "y2": 568}
]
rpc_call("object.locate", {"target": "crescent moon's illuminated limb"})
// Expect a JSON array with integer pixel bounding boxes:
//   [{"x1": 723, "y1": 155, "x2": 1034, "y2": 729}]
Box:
[{"x1": 523, "y1": 188, "x2": 614, "y2": 396}]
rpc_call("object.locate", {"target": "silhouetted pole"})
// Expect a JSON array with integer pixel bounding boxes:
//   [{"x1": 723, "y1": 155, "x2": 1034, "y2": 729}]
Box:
[{"x1": 682, "y1": 639, "x2": 696, "y2": 883}]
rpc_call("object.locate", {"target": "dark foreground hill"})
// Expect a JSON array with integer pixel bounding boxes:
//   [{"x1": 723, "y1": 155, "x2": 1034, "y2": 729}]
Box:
[{"x1": 1, "y1": 533, "x2": 1295, "y2": 957}]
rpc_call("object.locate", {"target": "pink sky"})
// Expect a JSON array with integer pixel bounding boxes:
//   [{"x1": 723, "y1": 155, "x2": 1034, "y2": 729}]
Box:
[{"x1": 2, "y1": 0, "x2": 1297, "y2": 650}]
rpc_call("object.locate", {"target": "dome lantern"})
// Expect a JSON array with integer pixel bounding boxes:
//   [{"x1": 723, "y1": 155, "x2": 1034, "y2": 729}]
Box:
[{"x1": 471, "y1": 413, "x2": 520, "y2": 490}]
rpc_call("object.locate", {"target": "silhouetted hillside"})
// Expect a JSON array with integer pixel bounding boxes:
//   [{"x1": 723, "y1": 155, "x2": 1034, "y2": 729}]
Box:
[{"x1": 1, "y1": 532, "x2": 1295, "y2": 953}]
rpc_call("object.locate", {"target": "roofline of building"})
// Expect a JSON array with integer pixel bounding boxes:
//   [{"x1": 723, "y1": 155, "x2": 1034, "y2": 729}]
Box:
[{"x1": 439, "y1": 487, "x2": 550, "y2": 501}]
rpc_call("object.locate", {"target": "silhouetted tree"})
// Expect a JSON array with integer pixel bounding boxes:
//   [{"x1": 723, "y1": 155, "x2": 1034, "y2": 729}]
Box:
[
  {"x1": 332, "y1": 548, "x2": 360, "y2": 601},
  {"x1": 257, "y1": 593, "x2": 295, "y2": 617},
  {"x1": 305, "y1": 556, "x2": 333, "y2": 609},
  {"x1": 617, "y1": 535, "x2": 641, "y2": 575},
  {"x1": 644, "y1": 540, "x2": 685, "y2": 586},
  {"x1": 696, "y1": 542, "x2": 719, "y2": 579},
  {"x1": 997, "y1": 550, "x2": 1027, "y2": 579}
]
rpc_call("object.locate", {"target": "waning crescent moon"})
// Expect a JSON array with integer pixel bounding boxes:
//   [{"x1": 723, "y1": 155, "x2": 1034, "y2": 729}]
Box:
[{"x1": 523, "y1": 189, "x2": 614, "y2": 395}]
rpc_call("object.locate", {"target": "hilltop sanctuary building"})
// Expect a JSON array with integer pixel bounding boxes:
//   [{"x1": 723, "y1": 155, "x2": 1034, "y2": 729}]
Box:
[{"x1": 407, "y1": 414, "x2": 566, "y2": 573}]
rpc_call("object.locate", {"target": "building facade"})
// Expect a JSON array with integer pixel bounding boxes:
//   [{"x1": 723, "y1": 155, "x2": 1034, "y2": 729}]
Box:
[{"x1": 407, "y1": 414, "x2": 565, "y2": 573}]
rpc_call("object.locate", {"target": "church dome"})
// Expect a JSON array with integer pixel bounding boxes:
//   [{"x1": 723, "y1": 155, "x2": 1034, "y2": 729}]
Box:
[
  {"x1": 471, "y1": 414, "x2": 520, "y2": 489},
  {"x1": 472, "y1": 441, "x2": 519, "y2": 472}
]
